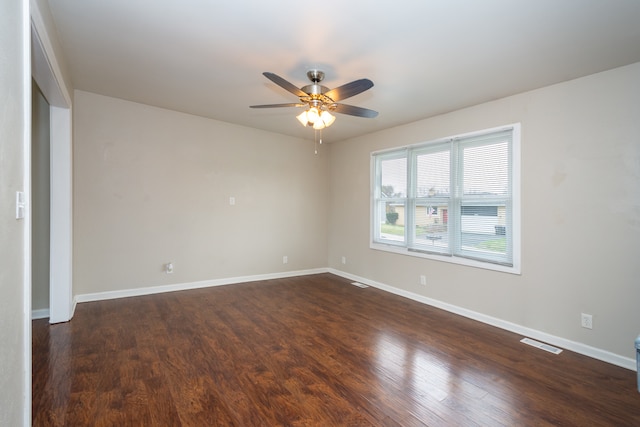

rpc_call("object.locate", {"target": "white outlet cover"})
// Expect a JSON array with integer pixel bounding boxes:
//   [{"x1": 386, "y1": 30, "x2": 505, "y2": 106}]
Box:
[{"x1": 581, "y1": 313, "x2": 593, "y2": 329}]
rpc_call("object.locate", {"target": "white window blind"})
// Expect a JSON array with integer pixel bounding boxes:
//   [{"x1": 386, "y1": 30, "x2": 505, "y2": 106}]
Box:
[{"x1": 371, "y1": 125, "x2": 520, "y2": 273}]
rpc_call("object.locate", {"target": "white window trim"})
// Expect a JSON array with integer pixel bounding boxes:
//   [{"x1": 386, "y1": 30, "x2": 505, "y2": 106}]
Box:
[{"x1": 370, "y1": 124, "x2": 521, "y2": 275}]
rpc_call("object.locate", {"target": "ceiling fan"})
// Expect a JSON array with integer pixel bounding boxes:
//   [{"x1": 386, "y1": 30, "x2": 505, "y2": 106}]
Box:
[{"x1": 250, "y1": 70, "x2": 378, "y2": 131}]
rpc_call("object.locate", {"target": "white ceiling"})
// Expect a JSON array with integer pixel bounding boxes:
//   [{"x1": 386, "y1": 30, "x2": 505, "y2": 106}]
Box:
[{"x1": 47, "y1": 0, "x2": 640, "y2": 142}]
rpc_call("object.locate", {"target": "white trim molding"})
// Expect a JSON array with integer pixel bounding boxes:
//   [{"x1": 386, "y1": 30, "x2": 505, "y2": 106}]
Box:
[
  {"x1": 22, "y1": 1, "x2": 32, "y2": 425},
  {"x1": 48, "y1": 106, "x2": 73, "y2": 323},
  {"x1": 74, "y1": 268, "x2": 329, "y2": 304},
  {"x1": 328, "y1": 268, "x2": 636, "y2": 372},
  {"x1": 30, "y1": 1, "x2": 72, "y2": 107},
  {"x1": 31, "y1": 309, "x2": 50, "y2": 320}
]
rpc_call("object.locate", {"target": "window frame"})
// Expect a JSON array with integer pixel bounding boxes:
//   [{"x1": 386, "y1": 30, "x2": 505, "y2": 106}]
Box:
[{"x1": 370, "y1": 124, "x2": 521, "y2": 275}]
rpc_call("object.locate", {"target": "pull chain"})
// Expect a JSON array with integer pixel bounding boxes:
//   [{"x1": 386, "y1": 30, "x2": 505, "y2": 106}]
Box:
[
  {"x1": 313, "y1": 129, "x2": 325, "y2": 154},
  {"x1": 314, "y1": 130, "x2": 318, "y2": 154}
]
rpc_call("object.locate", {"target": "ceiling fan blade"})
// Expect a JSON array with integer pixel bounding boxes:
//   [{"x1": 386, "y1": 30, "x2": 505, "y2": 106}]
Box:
[
  {"x1": 263, "y1": 72, "x2": 307, "y2": 98},
  {"x1": 324, "y1": 79, "x2": 373, "y2": 102},
  {"x1": 333, "y1": 103, "x2": 379, "y2": 118},
  {"x1": 250, "y1": 103, "x2": 305, "y2": 108}
]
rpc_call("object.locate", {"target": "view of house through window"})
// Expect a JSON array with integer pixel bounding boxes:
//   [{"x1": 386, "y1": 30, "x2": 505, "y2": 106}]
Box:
[{"x1": 371, "y1": 125, "x2": 520, "y2": 273}]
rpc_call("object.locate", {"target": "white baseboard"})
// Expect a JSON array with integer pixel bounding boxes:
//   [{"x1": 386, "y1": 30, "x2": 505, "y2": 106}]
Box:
[
  {"x1": 31, "y1": 308, "x2": 50, "y2": 320},
  {"x1": 328, "y1": 268, "x2": 636, "y2": 372},
  {"x1": 74, "y1": 268, "x2": 330, "y2": 304}
]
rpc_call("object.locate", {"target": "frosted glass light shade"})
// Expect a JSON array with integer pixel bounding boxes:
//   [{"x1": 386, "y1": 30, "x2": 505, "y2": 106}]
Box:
[
  {"x1": 296, "y1": 108, "x2": 336, "y2": 129},
  {"x1": 296, "y1": 111, "x2": 309, "y2": 126},
  {"x1": 320, "y1": 111, "x2": 336, "y2": 127},
  {"x1": 307, "y1": 107, "x2": 320, "y2": 123}
]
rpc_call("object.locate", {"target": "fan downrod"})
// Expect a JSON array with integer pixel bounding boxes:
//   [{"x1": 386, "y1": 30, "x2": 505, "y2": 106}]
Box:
[{"x1": 306, "y1": 70, "x2": 325, "y2": 83}]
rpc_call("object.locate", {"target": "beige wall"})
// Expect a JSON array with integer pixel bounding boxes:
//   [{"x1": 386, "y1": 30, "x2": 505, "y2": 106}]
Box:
[
  {"x1": 328, "y1": 62, "x2": 640, "y2": 360},
  {"x1": 73, "y1": 91, "x2": 328, "y2": 295},
  {"x1": 0, "y1": 0, "x2": 28, "y2": 424},
  {"x1": 69, "y1": 63, "x2": 640, "y2": 364}
]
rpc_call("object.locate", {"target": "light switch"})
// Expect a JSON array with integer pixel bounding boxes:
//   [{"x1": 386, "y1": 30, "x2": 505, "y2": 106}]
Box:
[
  {"x1": 229, "y1": 196, "x2": 235, "y2": 205},
  {"x1": 16, "y1": 191, "x2": 25, "y2": 219}
]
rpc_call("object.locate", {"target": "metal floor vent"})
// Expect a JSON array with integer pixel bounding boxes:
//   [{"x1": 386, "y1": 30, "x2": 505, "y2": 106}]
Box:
[
  {"x1": 520, "y1": 337, "x2": 563, "y2": 355},
  {"x1": 351, "y1": 282, "x2": 369, "y2": 288}
]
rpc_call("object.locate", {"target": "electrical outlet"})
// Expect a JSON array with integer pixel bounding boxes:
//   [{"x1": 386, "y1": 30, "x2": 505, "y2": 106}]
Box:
[
  {"x1": 283, "y1": 255, "x2": 288, "y2": 264},
  {"x1": 341, "y1": 256, "x2": 346, "y2": 265},
  {"x1": 581, "y1": 313, "x2": 593, "y2": 329},
  {"x1": 420, "y1": 275, "x2": 427, "y2": 286},
  {"x1": 165, "y1": 262, "x2": 174, "y2": 274}
]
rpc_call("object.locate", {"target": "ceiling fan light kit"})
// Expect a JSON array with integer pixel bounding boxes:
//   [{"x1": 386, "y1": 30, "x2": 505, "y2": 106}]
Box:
[
  {"x1": 250, "y1": 69, "x2": 378, "y2": 150},
  {"x1": 296, "y1": 107, "x2": 336, "y2": 130}
]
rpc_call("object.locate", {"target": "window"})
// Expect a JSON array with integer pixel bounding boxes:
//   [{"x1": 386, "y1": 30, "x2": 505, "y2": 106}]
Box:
[{"x1": 371, "y1": 125, "x2": 520, "y2": 274}]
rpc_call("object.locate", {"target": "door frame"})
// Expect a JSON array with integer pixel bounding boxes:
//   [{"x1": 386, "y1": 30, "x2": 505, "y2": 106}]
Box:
[{"x1": 31, "y1": 2, "x2": 73, "y2": 323}]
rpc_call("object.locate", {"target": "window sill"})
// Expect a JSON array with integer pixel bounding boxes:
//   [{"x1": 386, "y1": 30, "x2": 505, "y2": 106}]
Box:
[{"x1": 370, "y1": 242, "x2": 521, "y2": 275}]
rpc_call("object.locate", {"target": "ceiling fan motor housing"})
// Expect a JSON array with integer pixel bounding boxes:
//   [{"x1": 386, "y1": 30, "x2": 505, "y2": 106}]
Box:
[
  {"x1": 302, "y1": 70, "x2": 330, "y2": 100},
  {"x1": 299, "y1": 70, "x2": 333, "y2": 109}
]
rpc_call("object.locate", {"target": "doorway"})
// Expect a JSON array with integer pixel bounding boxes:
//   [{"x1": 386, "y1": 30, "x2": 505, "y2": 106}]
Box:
[
  {"x1": 31, "y1": 80, "x2": 50, "y2": 319},
  {"x1": 31, "y1": 8, "x2": 74, "y2": 323}
]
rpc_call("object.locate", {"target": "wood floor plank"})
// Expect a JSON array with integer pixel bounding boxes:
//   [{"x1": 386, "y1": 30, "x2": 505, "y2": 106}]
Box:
[{"x1": 33, "y1": 273, "x2": 640, "y2": 426}]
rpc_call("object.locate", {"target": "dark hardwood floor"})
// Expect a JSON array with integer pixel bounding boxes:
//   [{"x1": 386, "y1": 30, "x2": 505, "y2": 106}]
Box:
[{"x1": 33, "y1": 273, "x2": 640, "y2": 426}]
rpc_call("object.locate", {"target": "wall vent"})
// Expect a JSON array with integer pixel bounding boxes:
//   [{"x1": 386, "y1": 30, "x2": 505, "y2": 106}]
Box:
[
  {"x1": 521, "y1": 337, "x2": 563, "y2": 354},
  {"x1": 351, "y1": 282, "x2": 369, "y2": 288}
]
